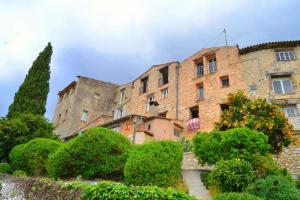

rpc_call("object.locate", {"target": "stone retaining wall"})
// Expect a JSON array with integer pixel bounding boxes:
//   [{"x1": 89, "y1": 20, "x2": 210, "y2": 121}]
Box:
[
  {"x1": 273, "y1": 145, "x2": 300, "y2": 176},
  {"x1": 182, "y1": 152, "x2": 212, "y2": 171}
]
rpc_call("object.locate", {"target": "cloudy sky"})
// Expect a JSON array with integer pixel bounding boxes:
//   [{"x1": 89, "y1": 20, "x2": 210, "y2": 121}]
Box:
[{"x1": 0, "y1": 0, "x2": 299, "y2": 120}]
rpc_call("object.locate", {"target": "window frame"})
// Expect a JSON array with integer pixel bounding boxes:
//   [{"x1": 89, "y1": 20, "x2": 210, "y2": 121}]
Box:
[
  {"x1": 208, "y1": 58, "x2": 217, "y2": 73},
  {"x1": 161, "y1": 88, "x2": 168, "y2": 99},
  {"x1": 276, "y1": 50, "x2": 296, "y2": 61},
  {"x1": 147, "y1": 95, "x2": 155, "y2": 111},
  {"x1": 196, "y1": 62, "x2": 204, "y2": 77},
  {"x1": 81, "y1": 110, "x2": 89, "y2": 122},
  {"x1": 282, "y1": 105, "x2": 299, "y2": 117},
  {"x1": 120, "y1": 89, "x2": 125, "y2": 103},
  {"x1": 271, "y1": 77, "x2": 294, "y2": 94},
  {"x1": 196, "y1": 83, "x2": 204, "y2": 101}
]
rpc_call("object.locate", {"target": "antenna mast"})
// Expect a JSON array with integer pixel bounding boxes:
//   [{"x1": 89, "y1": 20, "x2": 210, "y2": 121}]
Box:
[{"x1": 224, "y1": 28, "x2": 228, "y2": 46}]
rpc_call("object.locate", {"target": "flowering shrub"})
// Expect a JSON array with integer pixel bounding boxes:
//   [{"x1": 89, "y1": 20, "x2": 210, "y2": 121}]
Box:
[{"x1": 215, "y1": 91, "x2": 293, "y2": 153}]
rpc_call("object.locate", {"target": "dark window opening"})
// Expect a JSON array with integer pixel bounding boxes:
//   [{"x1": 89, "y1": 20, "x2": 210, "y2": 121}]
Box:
[
  {"x1": 159, "y1": 66, "x2": 169, "y2": 86},
  {"x1": 140, "y1": 77, "x2": 148, "y2": 94},
  {"x1": 220, "y1": 104, "x2": 229, "y2": 112},
  {"x1": 190, "y1": 106, "x2": 199, "y2": 119},
  {"x1": 220, "y1": 76, "x2": 230, "y2": 87}
]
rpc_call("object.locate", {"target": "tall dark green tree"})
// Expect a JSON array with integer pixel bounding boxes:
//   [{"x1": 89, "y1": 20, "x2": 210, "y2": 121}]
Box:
[{"x1": 7, "y1": 43, "x2": 52, "y2": 119}]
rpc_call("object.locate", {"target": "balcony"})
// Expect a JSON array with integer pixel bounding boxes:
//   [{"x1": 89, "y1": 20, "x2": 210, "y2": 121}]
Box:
[{"x1": 187, "y1": 118, "x2": 200, "y2": 131}]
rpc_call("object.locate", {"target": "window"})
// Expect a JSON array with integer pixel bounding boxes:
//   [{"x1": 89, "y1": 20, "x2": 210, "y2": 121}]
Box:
[
  {"x1": 282, "y1": 105, "x2": 298, "y2": 117},
  {"x1": 161, "y1": 88, "x2": 168, "y2": 99},
  {"x1": 190, "y1": 106, "x2": 199, "y2": 119},
  {"x1": 120, "y1": 89, "x2": 125, "y2": 103},
  {"x1": 140, "y1": 77, "x2": 148, "y2": 94},
  {"x1": 220, "y1": 76, "x2": 230, "y2": 87},
  {"x1": 196, "y1": 62, "x2": 204, "y2": 77},
  {"x1": 173, "y1": 128, "x2": 182, "y2": 137},
  {"x1": 272, "y1": 76, "x2": 293, "y2": 94},
  {"x1": 57, "y1": 113, "x2": 62, "y2": 125},
  {"x1": 159, "y1": 66, "x2": 169, "y2": 86},
  {"x1": 208, "y1": 58, "x2": 217, "y2": 73},
  {"x1": 64, "y1": 109, "x2": 68, "y2": 121},
  {"x1": 197, "y1": 84, "x2": 204, "y2": 101},
  {"x1": 94, "y1": 92, "x2": 100, "y2": 99},
  {"x1": 276, "y1": 50, "x2": 295, "y2": 61},
  {"x1": 81, "y1": 110, "x2": 89, "y2": 122},
  {"x1": 147, "y1": 95, "x2": 155, "y2": 111},
  {"x1": 249, "y1": 84, "x2": 257, "y2": 92}
]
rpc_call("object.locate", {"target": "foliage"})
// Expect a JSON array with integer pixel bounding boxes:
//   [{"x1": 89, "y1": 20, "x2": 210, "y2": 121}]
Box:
[
  {"x1": 9, "y1": 138, "x2": 62, "y2": 176},
  {"x1": 193, "y1": 128, "x2": 270, "y2": 165},
  {"x1": 12, "y1": 170, "x2": 27, "y2": 177},
  {"x1": 80, "y1": 181, "x2": 196, "y2": 200},
  {"x1": 247, "y1": 175, "x2": 300, "y2": 200},
  {"x1": 296, "y1": 175, "x2": 300, "y2": 190},
  {"x1": 215, "y1": 91, "x2": 293, "y2": 153},
  {"x1": 46, "y1": 127, "x2": 131, "y2": 179},
  {"x1": 0, "y1": 114, "x2": 55, "y2": 161},
  {"x1": 200, "y1": 171, "x2": 211, "y2": 189},
  {"x1": 209, "y1": 158, "x2": 255, "y2": 192},
  {"x1": 213, "y1": 192, "x2": 262, "y2": 200},
  {"x1": 7, "y1": 43, "x2": 52, "y2": 119},
  {"x1": 180, "y1": 137, "x2": 193, "y2": 152},
  {"x1": 124, "y1": 140, "x2": 183, "y2": 187},
  {"x1": 0, "y1": 162, "x2": 12, "y2": 174}
]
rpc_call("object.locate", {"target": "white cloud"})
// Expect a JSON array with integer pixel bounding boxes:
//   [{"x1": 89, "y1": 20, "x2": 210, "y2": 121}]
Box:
[{"x1": 0, "y1": 0, "x2": 256, "y2": 80}]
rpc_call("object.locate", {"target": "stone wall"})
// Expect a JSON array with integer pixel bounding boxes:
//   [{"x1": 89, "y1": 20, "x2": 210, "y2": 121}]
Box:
[
  {"x1": 273, "y1": 145, "x2": 300, "y2": 176},
  {"x1": 182, "y1": 152, "x2": 212, "y2": 171},
  {"x1": 179, "y1": 46, "x2": 247, "y2": 139}
]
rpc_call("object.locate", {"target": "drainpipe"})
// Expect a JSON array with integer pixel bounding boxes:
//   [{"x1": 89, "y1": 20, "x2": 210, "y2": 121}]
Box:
[{"x1": 176, "y1": 62, "x2": 180, "y2": 120}]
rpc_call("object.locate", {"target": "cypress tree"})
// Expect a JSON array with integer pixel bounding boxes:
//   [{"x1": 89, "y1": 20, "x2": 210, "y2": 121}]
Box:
[{"x1": 7, "y1": 42, "x2": 53, "y2": 119}]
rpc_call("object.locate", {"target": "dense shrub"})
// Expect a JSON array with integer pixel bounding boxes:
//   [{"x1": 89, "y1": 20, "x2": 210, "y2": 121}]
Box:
[
  {"x1": 193, "y1": 128, "x2": 270, "y2": 165},
  {"x1": 12, "y1": 170, "x2": 27, "y2": 177},
  {"x1": 9, "y1": 138, "x2": 62, "y2": 176},
  {"x1": 209, "y1": 159, "x2": 255, "y2": 192},
  {"x1": 0, "y1": 162, "x2": 12, "y2": 174},
  {"x1": 124, "y1": 140, "x2": 183, "y2": 187},
  {"x1": 296, "y1": 175, "x2": 300, "y2": 190},
  {"x1": 180, "y1": 137, "x2": 193, "y2": 152},
  {"x1": 215, "y1": 91, "x2": 293, "y2": 153},
  {"x1": 77, "y1": 181, "x2": 197, "y2": 200},
  {"x1": 0, "y1": 113, "x2": 56, "y2": 161},
  {"x1": 200, "y1": 171, "x2": 211, "y2": 189},
  {"x1": 247, "y1": 175, "x2": 300, "y2": 200},
  {"x1": 213, "y1": 192, "x2": 262, "y2": 200},
  {"x1": 46, "y1": 127, "x2": 131, "y2": 179}
]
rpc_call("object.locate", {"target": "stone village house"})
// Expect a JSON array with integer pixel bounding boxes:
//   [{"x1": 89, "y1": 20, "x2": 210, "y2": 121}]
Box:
[{"x1": 53, "y1": 40, "x2": 300, "y2": 173}]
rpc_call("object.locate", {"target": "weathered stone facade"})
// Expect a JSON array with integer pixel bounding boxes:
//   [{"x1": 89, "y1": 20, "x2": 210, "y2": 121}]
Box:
[
  {"x1": 53, "y1": 41, "x2": 300, "y2": 146},
  {"x1": 52, "y1": 76, "x2": 118, "y2": 138}
]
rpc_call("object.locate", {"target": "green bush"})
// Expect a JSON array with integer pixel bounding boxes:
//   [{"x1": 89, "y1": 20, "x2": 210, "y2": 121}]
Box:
[
  {"x1": 193, "y1": 128, "x2": 270, "y2": 165},
  {"x1": 200, "y1": 171, "x2": 211, "y2": 189},
  {"x1": 0, "y1": 113, "x2": 56, "y2": 161},
  {"x1": 124, "y1": 140, "x2": 183, "y2": 187},
  {"x1": 0, "y1": 162, "x2": 12, "y2": 174},
  {"x1": 209, "y1": 158, "x2": 255, "y2": 192},
  {"x1": 180, "y1": 137, "x2": 193, "y2": 152},
  {"x1": 247, "y1": 175, "x2": 300, "y2": 200},
  {"x1": 79, "y1": 181, "x2": 196, "y2": 200},
  {"x1": 215, "y1": 91, "x2": 293, "y2": 153},
  {"x1": 213, "y1": 192, "x2": 262, "y2": 200},
  {"x1": 46, "y1": 127, "x2": 131, "y2": 179},
  {"x1": 12, "y1": 170, "x2": 27, "y2": 177},
  {"x1": 296, "y1": 175, "x2": 300, "y2": 190},
  {"x1": 9, "y1": 138, "x2": 62, "y2": 176}
]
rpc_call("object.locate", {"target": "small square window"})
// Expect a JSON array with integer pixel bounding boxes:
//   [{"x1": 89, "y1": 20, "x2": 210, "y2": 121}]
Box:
[
  {"x1": 276, "y1": 50, "x2": 295, "y2": 61},
  {"x1": 220, "y1": 76, "x2": 230, "y2": 88}
]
